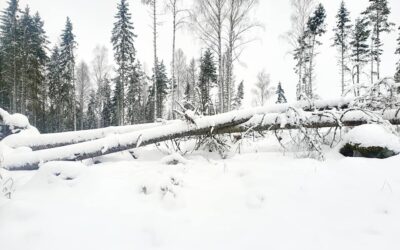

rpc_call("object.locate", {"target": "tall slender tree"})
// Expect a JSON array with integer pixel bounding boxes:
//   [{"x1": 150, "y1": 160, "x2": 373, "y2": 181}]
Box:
[
  {"x1": 0, "y1": 0, "x2": 20, "y2": 113},
  {"x1": 166, "y1": 0, "x2": 188, "y2": 117},
  {"x1": 47, "y1": 45, "x2": 62, "y2": 132},
  {"x1": 350, "y1": 18, "x2": 370, "y2": 96},
  {"x1": 111, "y1": 0, "x2": 137, "y2": 125},
  {"x1": 225, "y1": 0, "x2": 259, "y2": 111},
  {"x1": 363, "y1": 0, "x2": 394, "y2": 83},
  {"x1": 333, "y1": 1, "x2": 352, "y2": 96},
  {"x1": 192, "y1": 0, "x2": 227, "y2": 113},
  {"x1": 286, "y1": 0, "x2": 316, "y2": 100},
  {"x1": 142, "y1": 0, "x2": 159, "y2": 121},
  {"x1": 59, "y1": 17, "x2": 77, "y2": 131},
  {"x1": 75, "y1": 61, "x2": 91, "y2": 130},
  {"x1": 395, "y1": 26, "x2": 400, "y2": 83},
  {"x1": 305, "y1": 3, "x2": 326, "y2": 99},
  {"x1": 198, "y1": 49, "x2": 217, "y2": 115}
]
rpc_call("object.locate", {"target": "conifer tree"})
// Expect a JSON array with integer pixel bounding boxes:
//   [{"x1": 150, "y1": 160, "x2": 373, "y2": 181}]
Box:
[
  {"x1": 59, "y1": 17, "x2": 77, "y2": 131},
  {"x1": 305, "y1": 3, "x2": 326, "y2": 99},
  {"x1": 127, "y1": 61, "x2": 146, "y2": 124},
  {"x1": 101, "y1": 78, "x2": 113, "y2": 127},
  {"x1": 47, "y1": 45, "x2": 62, "y2": 132},
  {"x1": 350, "y1": 18, "x2": 370, "y2": 96},
  {"x1": 232, "y1": 80, "x2": 244, "y2": 109},
  {"x1": 111, "y1": 0, "x2": 137, "y2": 125},
  {"x1": 333, "y1": 1, "x2": 352, "y2": 96},
  {"x1": 0, "y1": 0, "x2": 21, "y2": 113},
  {"x1": 276, "y1": 82, "x2": 287, "y2": 104},
  {"x1": 85, "y1": 90, "x2": 98, "y2": 129},
  {"x1": 363, "y1": 0, "x2": 394, "y2": 82},
  {"x1": 154, "y1": 61, "x2": 169, "y2": 118},
  {"x1": 395, "y1": 26, "x2": 400, "y2": 83},
  {"x1": 198, "y1": 49, "x2": 217, "y2": 115}
]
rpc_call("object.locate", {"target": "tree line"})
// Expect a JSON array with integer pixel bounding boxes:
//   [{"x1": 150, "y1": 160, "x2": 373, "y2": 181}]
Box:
[
  {"x1": 1, "y1": 0, "x2": 400, "y2": 133},
  {"x1": 0, "y1": 0, "x2": 258, "y2": 132},
  {"x1": 286, "y1": 0, "x2": 400, "y2": 100}
]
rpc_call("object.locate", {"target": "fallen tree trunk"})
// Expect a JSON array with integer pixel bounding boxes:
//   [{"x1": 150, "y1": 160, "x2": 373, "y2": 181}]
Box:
[
  {"x1": 2, "y1": 108, "x2": 399, "y2": 171},
  {"x1": 2, "y1": 98, "x2": 351, "y2": 150},
  {"x1": 2, "y1": 110, "x2": 253, "y2": 171},
  {"x1": 2, "y1": 122, "x2": 172, "y2": 150}
]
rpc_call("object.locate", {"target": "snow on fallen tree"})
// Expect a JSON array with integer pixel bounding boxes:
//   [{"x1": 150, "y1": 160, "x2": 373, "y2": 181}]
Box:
[
  {"x1": 2, "y1": 110, "x2": 253, "y2": 171},
  {"x1": 1, "y1": 97, "x2": 352, "y2": 150},
  {"x1": 2, "y1": 107, "x2": 400, "y2": 171},
  {"x1": 2, "y1": 121, "x2": 172, "y2": 150}
]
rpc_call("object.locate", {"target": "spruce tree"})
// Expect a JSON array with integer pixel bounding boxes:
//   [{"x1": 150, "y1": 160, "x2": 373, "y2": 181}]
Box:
[
  {"x1": 101, "y1": 78, "x2": 113, "y2": 127},
  {"x1": 333, "y1": 1, "x2": 352, "y2": 96},
  {"x1": 85, "y1": 90, "x2": 98, "y2": 129},
  {"x1": 59, "y1": 17, "x2": 77, "y2": 131},
  {"x1": 47, "y1": 45, "x2": 62, "y2": 132},
  {"x1": 305, "y1": 3, "x2": 326, "y2": 99},
  {"x1": 395, "y1": 26, "x2": 400, "y2": 83},
  {"x1": 127, "y1": 61, "x2": 146, "y2": 124},
  {"x1": 198, "y1": 49, "x2": 217, "y2": 115},
  {"x1": 350, "y1": 18, "x2": 370, "y2": 96},
  {"x1": 363, "y1": 0, "x2": 394, "y2": 82},
  {"x1": 154, "y1": 61, "x2": 169, "y2": 119},
  {"x1": 0, "y1": 0, "x2": 21, "y2": 113},
  {"x1": 276, "y1": 82, "x2": 287, "y2": 104},
  {"x1": 232, "y1": 81, "x2": 244, "y2": 109},
  {"x1": 111, "y1": 0, "x2": 137, "y2": 125}
]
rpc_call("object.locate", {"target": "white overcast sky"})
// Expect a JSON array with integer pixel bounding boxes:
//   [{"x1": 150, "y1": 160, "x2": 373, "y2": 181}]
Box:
[{"x1": 2, "y1": 0, "x2": 400, "y2": 104}]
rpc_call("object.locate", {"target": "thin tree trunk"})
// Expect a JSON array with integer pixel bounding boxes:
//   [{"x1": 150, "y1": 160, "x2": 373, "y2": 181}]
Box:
[{"x1": 153, "y1": 1, "x2": 158, "y2": 121}]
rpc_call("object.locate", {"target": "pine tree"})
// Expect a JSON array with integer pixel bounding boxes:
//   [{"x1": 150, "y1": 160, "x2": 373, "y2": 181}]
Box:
[
  {"x1": 363, "y1": 0, "x2": 394, "y2": 82},
  {"x1": 198, "y1": 49, "x2": 217, "y2": 115},
  {"x1": 232, "y1": 80, "x2": 244, "y2": 109},
  {"x1": 350, "y1": 18, "x2": 370, "y2": 96},
  {"x1": 0, "y1": 0, "x2": 21, "y2": 113},
  {"x1": 395, "y1": 26, "x2": 400, "y2": 83},
  {"x1": 333, "y1": 1, "x2": 352, "y2": 96},
  {"x1": 276, "y1": 82, "x2": 287, "y2": 104},
  {"x1": 59, "y1": 17, "x2": 77, "y2": 131},
  {"x1": 111, "y1": 0, "x2": 137, "y2": 125},
  {"x1": 85, "y1": 90, "x2": 98, "y2": 129},
  {"x1": 305, "y1": 3, "x2": 326, "y2": 99}
]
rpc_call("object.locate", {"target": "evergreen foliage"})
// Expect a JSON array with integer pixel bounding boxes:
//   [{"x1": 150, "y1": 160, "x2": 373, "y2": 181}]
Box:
[
  {"x1": 198, "y1": 49, "x2": 217, "y2": 115},
  {"x1": 111, "y1": 0, "x2": 137, "y2": 125},
  {"x1": 362, "y1": 0, "x2": 394, "y2": 81},
  {"x1": 350, "y1": 18, "x2": 371, "y2": 96},
  {"x1": 276, "y1": 82, "x2": 287, "y2": 104},
  {"x1": 333, "y1": 1, "x2": 352, "y2": 96}
]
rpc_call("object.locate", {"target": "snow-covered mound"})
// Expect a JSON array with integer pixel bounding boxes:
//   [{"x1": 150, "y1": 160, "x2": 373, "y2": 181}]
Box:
[
  {"x1": 343, "y1": 124, "x2": 400, "y2": 153},
  {"x1": 0, "y1": 108, "x2": 39, "y2": 136}
]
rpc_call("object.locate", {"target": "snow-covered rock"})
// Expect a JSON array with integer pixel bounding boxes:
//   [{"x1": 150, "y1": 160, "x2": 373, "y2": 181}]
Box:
[{"x1": 340, "y1": 124, "x2": 400, "y2": 158}]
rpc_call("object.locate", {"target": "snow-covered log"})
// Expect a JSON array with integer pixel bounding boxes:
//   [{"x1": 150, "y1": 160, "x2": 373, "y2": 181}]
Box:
[
  {"x1": 2, "y1": 110, "x2": 253, "y2": 171},
  {"x1": 2, "y1": 122, "x2": 171, "y2": 150},
  {"x1": 3, "y1": 108, "x2": 400, "y2": 171},
  {"x1": 217, "y1": 109, "x2": 400, "y2": 134},
  {"x1": 1, "y1": 97, "x2": 352, "y2": 150}
]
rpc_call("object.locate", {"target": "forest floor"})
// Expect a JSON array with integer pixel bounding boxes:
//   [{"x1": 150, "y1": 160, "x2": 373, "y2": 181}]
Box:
[{"x1": 1, "y1": 139, "x2": 400, "y2": 250}]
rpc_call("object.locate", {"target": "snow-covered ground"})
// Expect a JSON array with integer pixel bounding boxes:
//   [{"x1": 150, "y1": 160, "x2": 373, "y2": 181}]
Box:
[{"x1": 1, "y1": 138, "x2": 400, "y2": 250}]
